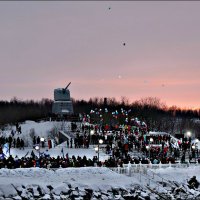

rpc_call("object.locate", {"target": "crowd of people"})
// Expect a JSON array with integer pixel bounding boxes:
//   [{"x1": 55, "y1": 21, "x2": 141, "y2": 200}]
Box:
[
  {"x1": 0, "y1": 135, "x2": 25, "y2": 155},
  {"x1": 0, "y1": 112, "x2": 199, "y2": 169},
  {"x1": 0, "y1": 151, "x2": 181, "y2": 170}
]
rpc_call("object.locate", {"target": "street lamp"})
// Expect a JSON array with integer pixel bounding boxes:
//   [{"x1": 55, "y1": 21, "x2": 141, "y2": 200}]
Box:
[
  {"x1": 95, "y1": 139, "x2": 103, "y2": 163},
  {"x1": 187, "y1": 131, "x2": 192, "y2": 155},
  {"x1": 95, "y1": 146, "x2": 98, "y2": 161},
  {"x1": 35, "y1": 145, "x2": 40, "y2": 158},
  {"x1": 90, "y1": 130, "x2": 94, "y2": 145},
  {"x1": 150, "y1": 138, "x2": 154, "y2": 143},
  {"x1": 146, "y1": 145, "x2": 150, "y2": 158},
  {"x1": 192, "y1": 145, "x2": 195, "y2": 162},
  {"x1": 149, "y1": 138, "x2": 153, "y2": 159},
  {"x1": 195, "y1": 139, "x2": 199, "y2": 162},
  {"x1": 187, "y1": 131, "x2": 191, "y2": 137}
]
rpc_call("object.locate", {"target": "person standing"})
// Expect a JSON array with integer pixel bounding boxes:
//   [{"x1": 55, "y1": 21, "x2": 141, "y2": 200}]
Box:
[
  {"x1": 20, "y1": 139, "x2": 24, "y2": 150},
  {"x1": 36, "y1": 136, "x2": 40, "y2": 145},
  {"x1": 70, "y1": 138, "x2": 73, "y2": 148}
]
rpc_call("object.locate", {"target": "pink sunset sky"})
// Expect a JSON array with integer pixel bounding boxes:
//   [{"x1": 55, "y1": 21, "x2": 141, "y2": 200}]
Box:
[{"x1": 0, "y1": 2, "x2": 200, "y2": 109}]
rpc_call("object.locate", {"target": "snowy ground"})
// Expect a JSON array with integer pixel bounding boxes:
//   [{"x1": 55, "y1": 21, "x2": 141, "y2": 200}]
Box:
[
  {"x1": 1, "y1": 120, "x2": 200, "y2": 199},
  {"x1": 0, "y1": 165, "x2": 199, "y2": 190},
  {"x1": 0, "y1": 167, "x2": 140, "y2": 190}
]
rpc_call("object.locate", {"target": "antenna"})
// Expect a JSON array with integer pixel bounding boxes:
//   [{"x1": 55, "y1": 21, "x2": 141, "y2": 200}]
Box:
[{"x1": 65, "y1": 82, "x2": 71, "y2": 90}]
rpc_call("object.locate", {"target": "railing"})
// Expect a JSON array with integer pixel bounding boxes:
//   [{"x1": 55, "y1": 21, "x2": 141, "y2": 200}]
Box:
[
  {"x1": 122, "y1": 161, "x2": 198, "y2": 170},
  {"x1": 109, "y1": 166, "x2": 171, "y2": 199},
  {"x1": 109, "y1": 163, "x2": 193, "y2": 199},
  {"x1": 109, "y1": 161, "x2": 199, "y2": 188}
]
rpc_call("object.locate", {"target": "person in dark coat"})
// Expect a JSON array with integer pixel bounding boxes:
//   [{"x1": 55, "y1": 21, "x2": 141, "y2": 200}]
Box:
[
  {"x1": 33, "y1": 136, "x2": 36, "y2": 146},
  {"x1": 16, "y1": 137, "x2": 20, "y2": 148},
  {"x1": 36, "y1": 136, "x2": 40, "y2": 145},
  {"x1": 13, "y1": 138, "x2": 16, "y2": 148},
  {"x1": 188, "y1": 176, "x2": 200, "y2": 189},
  {"x1": 70, "y1": 138, "x2": 73, "y2": 148},
  {"x1": 181, "y1": 153, "x2": 185, "y2": 163},
  {"x1": 20, "y1": 139, "x2": 24, "y2": 150}
]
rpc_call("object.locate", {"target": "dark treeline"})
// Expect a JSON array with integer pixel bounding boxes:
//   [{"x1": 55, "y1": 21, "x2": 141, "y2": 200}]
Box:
[
  {"x1": 0, "y1": 97, "x2": 52, "y2": 125},
  {"x1": 0, "y1": 96, "x2": 200, "y2": 138}
]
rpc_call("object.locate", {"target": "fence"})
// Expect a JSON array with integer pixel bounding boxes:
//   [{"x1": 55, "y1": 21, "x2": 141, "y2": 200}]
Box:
[
  {"x1": 122, "y1": 161, "x2": 196, "y2": 170},
  {"x1": 109, "y1": 163, "x2": 192, "y2": 200},
  {"x1": 109, "y1": 161, "x2": 199, "y2": 189}
]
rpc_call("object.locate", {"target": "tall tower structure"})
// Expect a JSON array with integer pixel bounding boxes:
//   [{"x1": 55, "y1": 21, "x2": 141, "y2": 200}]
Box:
[{"x1": 52, "y1": 82, "x2": 74, "y2": 116}]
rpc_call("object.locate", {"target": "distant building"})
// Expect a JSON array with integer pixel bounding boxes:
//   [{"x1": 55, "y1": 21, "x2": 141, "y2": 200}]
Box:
[{"x1": 52, "y1": 82, "x2": 74, "y2": 116}]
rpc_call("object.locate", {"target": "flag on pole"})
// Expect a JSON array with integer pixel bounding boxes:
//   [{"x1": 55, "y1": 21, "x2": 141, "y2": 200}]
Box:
[
  {"x1": 3, "y1": 143, "x2": 9, "y2": 155},
  {"x1": 0, "y1": 153, "x2": 5, "y2": 159}
]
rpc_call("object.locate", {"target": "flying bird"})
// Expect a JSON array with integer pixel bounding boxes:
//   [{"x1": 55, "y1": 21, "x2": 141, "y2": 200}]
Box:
[{"x1": 161, "y1": 84, "x2": 165, "y2": 87}]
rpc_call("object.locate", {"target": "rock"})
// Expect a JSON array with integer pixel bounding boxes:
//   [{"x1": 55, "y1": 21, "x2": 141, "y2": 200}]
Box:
[
  {"x1": 43, "y1": 186, "x2": 51, "y2": 195},
  {"x1": 32, "y1": 186, "x2": 40, "y2": 198},
  {"x1": 74, "y1": 197, "x2": 84, "y2": 200},
  {"x1": 123, "y1": 194, "x2": 135, "y2": 200},
  {"x1": 70, "y1": 190, "x2": 79, "y2": 198},
  {"x1": 37, "y1": 186, "x2": 46, "y2": 197},
  {"x1": 46, "y1": 185, "x2": 54, "y2": 191},
  {"x1": 101, "y1": 194, "x2": 109, "y2": 200},
  {"x1": 0, "y1": 184, "x2": 18, "y2": 198},
  {"x1": 13, "y1": 184, "x2": 24, "y2": 196},
  {"x1": 60, "y1": 194, "x2": 70, "y2": 200},
  {"x1": 93, "y1": 191, "x2": 101, "y2": 198},
  {"x1": 4, "y1": 198, "x2": 14, "y2": 200},
  {"x1": 140, "y1": 191, "x2": 150, "y2": 200},
  {"x1": 78, "y1": 190, "x2": 86, "y2": 197},
  {"x1": 85, "y1": 188, "x2": 93, "y2": 194},
  {"x1": 82, "y1": 190, "x2": 92, "y2": 199},
  {"x1": 52, "y1": 185, "x2": 69, "y2": 196},
  {"x1": 112, "y1": 187, "x2": 120, "y2": 195},
  {"x1": 120, "y1": 188, "x2": 129, "y2": 196},
  {"x1": 138, "y1": 196, "x2": 145, "y2": 200},
  {"x1": 20, "y1": 188, "x2": 33, "y2": 200},
  {"x1": 38, "y1": 194, "x2": 51, "y2": 200},
  {"x1": 12, "y1": 196, "x2": 22, "y2": 200},
  {"x1": 52, "y1": 194, "x2": 61, "y2": 200},
  {"x1": 135, "y1": 190, "x2": 141, "y2": 195}
]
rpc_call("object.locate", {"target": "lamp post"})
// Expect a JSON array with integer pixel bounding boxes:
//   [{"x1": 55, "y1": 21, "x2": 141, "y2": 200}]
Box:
[
  {"x1": 187, "y1": 131, "x2": 192, "y2": 155},
  {"x1": 146, "y1": 145, "x2": 150, "y2": 158},
  {"x1": 90, "y1": 130, "x2": 94, "y2": 145},
  {"x1": 196, "y1": 139, "x2": 199, "y2": 159},
  {"x1": 95, "y1": 139, "x2": 103, "y2": 163},
  {"x1": 35, "y1": 145, "x2": 40, "y2": 158},
  {"x1": 194, "y1": 139, "x2": 199, "y2": 162},
  {"x1": 191, "y1": 145, "x2": 195, "y2": 161},
  {"x1": 150, "y1": 137, "x2": 153, "y2": 143},
  {"x1": 149, "y1": 138, "x2": 154, "y2": 158},
  {"x1": 187, "y1": 131, "x2": 191, "y2": 137}
]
